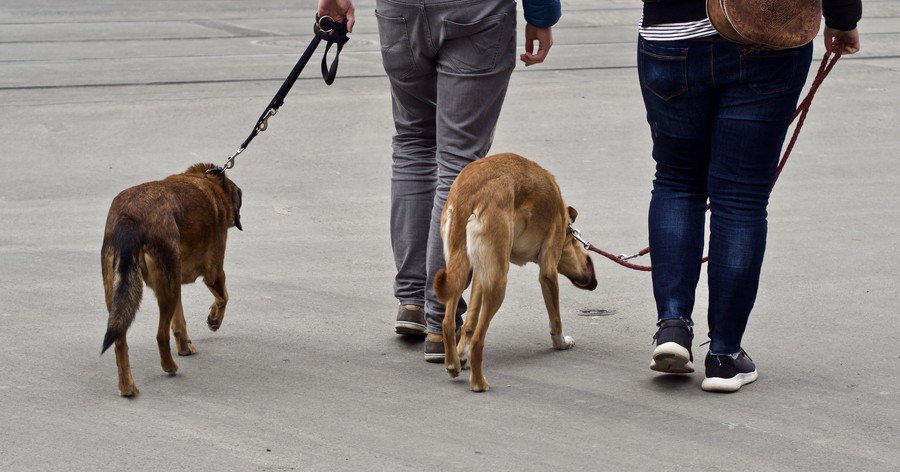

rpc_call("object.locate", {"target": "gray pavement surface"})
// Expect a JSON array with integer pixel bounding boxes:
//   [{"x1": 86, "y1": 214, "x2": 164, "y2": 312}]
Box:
[{"x1": 1, "y1": 1, "x2": 899, "y2": 470}]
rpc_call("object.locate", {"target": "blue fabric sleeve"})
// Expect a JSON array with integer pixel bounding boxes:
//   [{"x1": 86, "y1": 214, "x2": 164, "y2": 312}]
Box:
[{"x1": 522, "y1": 0, "x2": 561, "y2": 28}]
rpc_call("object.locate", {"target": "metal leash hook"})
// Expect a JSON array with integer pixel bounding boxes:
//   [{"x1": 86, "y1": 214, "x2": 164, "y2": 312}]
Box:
[
  {"x1": 223, "y1": 147, "x2": 245, "y2": 170},
  {"x1": 256, "y1": 108, "x2": 277, "y2": 133},
  {"x1": 569, "y1": 225, "x2": 592, "y2": 250}
]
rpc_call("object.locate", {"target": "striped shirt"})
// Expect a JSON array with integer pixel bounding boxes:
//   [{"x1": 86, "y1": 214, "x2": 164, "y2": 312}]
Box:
[{"x1": 638, "y1": 15, "x2": 717, "y2": 41}]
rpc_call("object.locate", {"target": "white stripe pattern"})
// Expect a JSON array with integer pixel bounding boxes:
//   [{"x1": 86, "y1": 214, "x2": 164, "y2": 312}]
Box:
[{"x1": 638, "y1": 14, "x2": 717, "y2": 41}]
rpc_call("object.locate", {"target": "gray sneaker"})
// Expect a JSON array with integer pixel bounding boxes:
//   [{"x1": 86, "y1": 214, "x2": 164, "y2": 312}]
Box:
[
  {"x1": 423, "y1": 329, "x2": 462, "y2": 363},
  {"x1": 395, "y1": 304, "x2": 426, "y2": 336},
  {"x1": 424, "y1": 333, "x2": 445, "y2": 363}
]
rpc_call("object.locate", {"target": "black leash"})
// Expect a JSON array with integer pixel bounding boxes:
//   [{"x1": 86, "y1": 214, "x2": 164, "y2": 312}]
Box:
[{"x1": 209, "y1": 15, "x2": 350, "y2": 175}]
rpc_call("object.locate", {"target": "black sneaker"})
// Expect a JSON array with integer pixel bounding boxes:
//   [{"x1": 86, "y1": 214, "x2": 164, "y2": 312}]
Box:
[
  {"x1": 395, "y1": 304, "x2": 426, "y2": 336},
  {"x1": 701, "y1": 349, "x2": 758, "y2": 393},
  {"x1": 650, "y1": 318, "x2": 694, "y2": 373}
]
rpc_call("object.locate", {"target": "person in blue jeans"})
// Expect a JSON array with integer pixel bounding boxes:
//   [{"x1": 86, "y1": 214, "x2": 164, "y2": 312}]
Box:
[
  {"x1": 317, "y1": 0, "x2": 562, "y2": 362},
  {"x1": 641, "y1": 0, "x2": 862, "y2": 392}
]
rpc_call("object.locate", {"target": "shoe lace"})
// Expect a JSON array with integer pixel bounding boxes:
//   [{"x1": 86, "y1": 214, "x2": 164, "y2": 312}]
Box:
[
  {"x1": 651, "y1": 318, "x2": 693, "y2": 344},
  {"x1": 699, "y1": 341, "x2": 753, "y2": 365}
]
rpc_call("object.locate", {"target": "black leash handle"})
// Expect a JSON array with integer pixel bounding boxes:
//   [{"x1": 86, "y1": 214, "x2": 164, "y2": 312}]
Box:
[
  {"x1": 210, "y1": 15, "x2": 349, "y2": 174},
  {"x1": 319, "y1": 16, "x2": 350, "y2": 85}
]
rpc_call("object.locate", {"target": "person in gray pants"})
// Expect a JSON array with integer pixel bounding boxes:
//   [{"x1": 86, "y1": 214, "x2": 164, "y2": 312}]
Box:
[{"x1": 317, "y1": 0, "x2": 560, "y2": 361}]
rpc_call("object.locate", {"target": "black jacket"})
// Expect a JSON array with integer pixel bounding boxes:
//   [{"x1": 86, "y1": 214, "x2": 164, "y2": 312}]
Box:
[{"x1": 642, "y1": 0, "x2": 862, "y2": 32}]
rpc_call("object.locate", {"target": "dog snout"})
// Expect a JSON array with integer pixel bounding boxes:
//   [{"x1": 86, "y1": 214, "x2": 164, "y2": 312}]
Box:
[{"x1": 571, "y1": 256, "x2": 598, "y2": 291}]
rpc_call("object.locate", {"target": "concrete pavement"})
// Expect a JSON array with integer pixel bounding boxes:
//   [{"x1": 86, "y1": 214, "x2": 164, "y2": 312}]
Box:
[{"x1": 1, "y1": 1, "x2": 898, "y2": 470}]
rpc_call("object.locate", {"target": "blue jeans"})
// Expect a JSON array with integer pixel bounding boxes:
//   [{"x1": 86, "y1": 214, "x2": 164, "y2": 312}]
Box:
[{"x1": 637, "y1": 35, "x2": 813, "y2": 355}]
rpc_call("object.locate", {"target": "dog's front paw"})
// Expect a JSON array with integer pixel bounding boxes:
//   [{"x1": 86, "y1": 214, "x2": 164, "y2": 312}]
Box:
[
  {"x1": 551, "y1": 333, "x2": 575, "y2": 350},
  {"x1": 207, "y1": 303, "x2": 225, "y2": 332},
  {"x1": 446, "y1": 360, "x2": 461, "y2": 378},
  {"x1": 161, "y1": 360, "x2": 178, "y2": 375},
  {"x1": 119, "y1": 384, "x2": 139, "y2": 397},
  {"x1": 470, "y1": 375, "x2": 490, "y2": 393},
  {"x1": 177, "y1": 339, "x2": 197, "y2": 356}
]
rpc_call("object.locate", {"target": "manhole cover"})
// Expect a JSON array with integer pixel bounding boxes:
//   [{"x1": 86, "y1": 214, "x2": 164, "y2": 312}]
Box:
[{"x1": 578, "y1": 308, "x2": 616, "y2": 317}]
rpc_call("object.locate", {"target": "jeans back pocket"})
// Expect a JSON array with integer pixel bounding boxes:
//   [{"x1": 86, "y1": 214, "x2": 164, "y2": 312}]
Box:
[
  {"x1": 638, "y1": 40, "x2": 689, "y2": 101},
  {"x1": 440, "y1": 12, "x2": 512, "y2": 74},
  {"x1": 375, "y1": 10, "x2": 416, "y2": 80},
  {"x1": 739, "y1": 50, "x2": 799, "y2": 95}
]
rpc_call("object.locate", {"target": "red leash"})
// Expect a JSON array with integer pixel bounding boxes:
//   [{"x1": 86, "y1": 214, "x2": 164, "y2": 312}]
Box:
[{"x1": 575, "y1": 48, "x2": 843, "y2": 272}]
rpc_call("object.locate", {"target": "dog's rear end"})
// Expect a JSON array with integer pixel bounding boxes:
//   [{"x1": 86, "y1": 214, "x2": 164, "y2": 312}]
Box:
[{"x1": 434, "y1": 153, "x2": 597, "y2": 392}]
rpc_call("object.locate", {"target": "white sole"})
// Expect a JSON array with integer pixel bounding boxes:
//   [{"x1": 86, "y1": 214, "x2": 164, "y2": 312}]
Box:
[
  {"x1": 650, "y1": 342, "x2": 695, "y2": 373},
  {"x1": 395, "y1": 321, "x2": 426, "y2": 335},
  {"x1": 701, "y1": 370, "x2": 759, "y2": 392},
  {"x1": 423, "y1": 352, "x2": 444, "y2": 363}
]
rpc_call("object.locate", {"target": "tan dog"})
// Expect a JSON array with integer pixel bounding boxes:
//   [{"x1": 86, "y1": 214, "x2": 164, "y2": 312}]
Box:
[
  {"x1": 433, "y1": 153, "x2": 597, "y2": 392},
  {"x1": 100, "y1": 163, "x2": 242, "y2": 396}
]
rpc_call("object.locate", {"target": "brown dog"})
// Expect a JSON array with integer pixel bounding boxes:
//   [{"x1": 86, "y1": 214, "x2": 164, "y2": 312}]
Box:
[
  {"x1": 433, "y1": 153, "x2": 598, "y2": 392},
  {"x1": 100, "y1": 163, "x2": 242, "y2": 396}
]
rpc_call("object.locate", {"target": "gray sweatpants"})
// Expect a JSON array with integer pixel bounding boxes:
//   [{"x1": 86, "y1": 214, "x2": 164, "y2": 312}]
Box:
[{"x1": 375, "y1": 0, "x2": 517, "y2": 334}]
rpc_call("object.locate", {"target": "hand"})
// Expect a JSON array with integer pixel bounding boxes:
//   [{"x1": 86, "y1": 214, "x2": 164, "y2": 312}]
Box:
[
  {"x1": 317, "y1": 0, "x2": 355, "y2": 33},
  {"x1": 520, "y1": 24, "x2": 553, "y2": 66},
  {"x1": 824, "y1": 27, "x2": 860, "y2": 55}
]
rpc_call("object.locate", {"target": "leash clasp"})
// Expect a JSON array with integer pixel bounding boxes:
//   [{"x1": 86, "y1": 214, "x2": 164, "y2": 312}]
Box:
[
  {"x1": 256, "y1": 108, "x2": 277, "y2": 133},
  {"x1": 568, "y1": 225, "x2": 591, "y2": 250},
  {"x1": 223, "y1": 147, "x2": 244, "y2": 170},
  {"x1": 618, "y1": 252, "x2": 640, "y2": 261}
]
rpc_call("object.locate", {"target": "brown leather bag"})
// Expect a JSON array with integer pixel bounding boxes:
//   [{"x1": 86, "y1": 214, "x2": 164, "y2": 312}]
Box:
[{"x1": 707, "y1": 0, "x2": 822, "y2": 49}]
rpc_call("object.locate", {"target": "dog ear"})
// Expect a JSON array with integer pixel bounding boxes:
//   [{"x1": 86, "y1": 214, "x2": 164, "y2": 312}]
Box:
[
  {"x1": 567, "y1": 206, "x2": 578, "y2": 223},
  {"x1": 230, "y1": 184, "x2": 243, "y2": 231}
]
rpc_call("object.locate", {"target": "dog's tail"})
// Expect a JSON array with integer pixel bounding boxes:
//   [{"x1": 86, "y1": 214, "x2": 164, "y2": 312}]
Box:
[
  {"x1": 433, "y1": 207, "x2": 471, "y2": 303},
  {"x1": 101, "y1": 219, "x2": 144, "y2": 354}
]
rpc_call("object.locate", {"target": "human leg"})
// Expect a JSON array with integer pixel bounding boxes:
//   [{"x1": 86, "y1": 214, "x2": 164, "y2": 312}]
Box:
[
  {"x1": 638, "y1": 36, "x2": 715, "y2": 326},
  {"x1": 376, "y1": 0, "x2": 439, "y2": 333},
  {"x1": 638, "y1": 36, "x2": 715, "y2": 372},
  {"x1": 705, "y1": 42, "x2": 814, "y2": 356},
  {"x1": 700, "y1": 41, "x2": 813, "y2": 392}
]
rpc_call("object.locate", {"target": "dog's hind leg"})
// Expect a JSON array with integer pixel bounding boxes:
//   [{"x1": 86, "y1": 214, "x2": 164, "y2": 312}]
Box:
[
  {"x1": 539, "y1": 256, "x2": 575, "y2": 351},
  {"x1": 205, "y1": 269, "x2": 228, "y2": 332},
  {"x1": 442, "y1": 295, "x2": 462, "y2": 378},
  {"x1": 114, "y1": 335, "x2": 138, "y2": 397},
  {"x1": 469, "y1": 272, "x2": 506, "y2": 393},
  {"x1": 171, "y1": 298, "x2": 197, "y2": 356},
  {"x1": 457, "y1": 279, "x2": 482, "y2": 370},
  {"x1": 155, "y1": 288, "x2": 180, "y2": 375},
  {"x1": 142, "y1": 240, "x2": 180, "y2": 374},
  {"x1": 145, "y1": 254, "x2": 180, "y2": 374}
]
